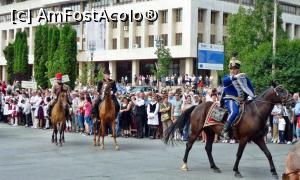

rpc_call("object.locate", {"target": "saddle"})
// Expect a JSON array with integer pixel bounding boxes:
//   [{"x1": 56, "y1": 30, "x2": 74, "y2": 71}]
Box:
[{"x1": 204, "y1": 102, "x2": 244, "y2": 128}]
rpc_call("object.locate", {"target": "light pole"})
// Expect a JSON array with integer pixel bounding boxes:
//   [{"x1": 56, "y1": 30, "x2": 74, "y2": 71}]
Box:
[
  {"x1": 88, "y1": 40, "x2": 96, "y2": 85},
  {"x1": 155, "y1": 36, "x2": 164, "y2": 91}
]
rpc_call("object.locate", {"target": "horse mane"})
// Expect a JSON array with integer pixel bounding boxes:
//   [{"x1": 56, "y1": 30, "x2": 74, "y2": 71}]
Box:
[{"x1": 253, "y1": 87, "x2": 272, "y2": 100}]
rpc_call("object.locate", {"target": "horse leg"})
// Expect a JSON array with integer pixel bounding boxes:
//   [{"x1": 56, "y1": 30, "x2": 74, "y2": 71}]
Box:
[
  {"x1": 253, "y1": 137, "x2": 278, "y2": 179},
  {"x1": 51, "y1": 128, "x2": 55, "y2": 143},
  {"x1": 59, "y1": 123, "x2": 62, "y2": 147},
  {"x1": 97, "y1": 120, "x2": 101, "y2": 146},
  {"x1": 233, "y1": 137, "x2": 248, "y2": 178},
  {"x1": 100, "y1": 121, "x2": 105, "y2": 150},
  {"x1": 181, "y1": 129, "x2": 202, "y2": 171},
  {"x1": 62, "y1": 122, "x2": 65, "y2": 143},
  {"x1": 93, "y1": 120, "x2": 97, "y2": 146},
  {"x1": 112, "y1": 120, "x2": 119, "y2": 151},
  {"x1": 204, "y1": 128, "x2": 221, "y2": 173},
  {"x1": 54, "y1": 125, "x2": 58, "y2": 146}
]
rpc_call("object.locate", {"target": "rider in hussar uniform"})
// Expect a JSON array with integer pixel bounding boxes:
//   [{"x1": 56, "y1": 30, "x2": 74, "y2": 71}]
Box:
[
  {"x1": 48, "y1": 73, "x2": 71, "y2": 117},
  {"x1": 220, "y1": 52, "x2": 255, "y2": 140},
  {"x1": 92, "y1": 69, "x2": 120, "y2": 118}
]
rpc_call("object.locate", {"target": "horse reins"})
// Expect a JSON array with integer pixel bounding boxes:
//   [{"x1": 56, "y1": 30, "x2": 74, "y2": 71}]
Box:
[{"x1": 252, "y1": 85, "x2": 290, "y2": 121}]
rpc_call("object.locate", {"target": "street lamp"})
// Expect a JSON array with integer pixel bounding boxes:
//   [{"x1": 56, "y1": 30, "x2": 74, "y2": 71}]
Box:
[
  {"x1": 88, "y1": 40, "x2": 96, "y2": 85},
  {"x1": 154, "y1": 36, "x2": 164, "y2": 90}
]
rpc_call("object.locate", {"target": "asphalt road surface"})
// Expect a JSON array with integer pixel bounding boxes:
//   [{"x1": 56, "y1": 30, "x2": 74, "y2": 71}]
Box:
[{"x1": 0, "y1": 123, "x2": 292, "y2": 180}]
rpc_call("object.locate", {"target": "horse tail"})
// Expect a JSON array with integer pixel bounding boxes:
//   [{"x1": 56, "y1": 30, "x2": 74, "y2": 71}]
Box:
[{"x1": 163, "y1": 105, "x2": 196, "y2": 145}]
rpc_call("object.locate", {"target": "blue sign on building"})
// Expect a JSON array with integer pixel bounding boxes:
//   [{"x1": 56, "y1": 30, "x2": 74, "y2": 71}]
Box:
[{"x1": 198, "y1": 43, "x2": 224, "y2": 70}]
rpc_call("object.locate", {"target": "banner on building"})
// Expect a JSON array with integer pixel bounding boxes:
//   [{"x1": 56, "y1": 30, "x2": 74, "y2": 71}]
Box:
[
  {"x1": 50, "y1": 75, "x2": 70, "y2": 86},
  {"x1": 86, "y1": 17, "x2": 106, "y2": 54},
  {"x1": 21, "y1": 81, "x2": 37, "y2": 89},
  {"x1": 198, "y1": 43, "x2": 224, "y2": 70}
]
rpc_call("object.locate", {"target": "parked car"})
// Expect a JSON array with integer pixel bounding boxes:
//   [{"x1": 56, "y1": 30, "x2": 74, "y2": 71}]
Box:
[{"x1": 128, "y1": 86, "x2": 157, "y2": 93}]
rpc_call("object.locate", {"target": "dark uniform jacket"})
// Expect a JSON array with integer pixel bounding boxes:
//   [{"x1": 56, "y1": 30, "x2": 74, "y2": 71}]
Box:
[{"x1": 97, "y1": 78, "x2": 117, "y2": 94}]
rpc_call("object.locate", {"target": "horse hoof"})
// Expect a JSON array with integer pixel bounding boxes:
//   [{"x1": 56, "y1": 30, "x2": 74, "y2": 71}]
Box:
[
  {"x1": 55, "y1": 142, "x2": 58, "y2": 146},
  {"x1": 62, "y1": 140, "x2": 65, "y2": 143},
  {"x1": 212, "y1": 167, "x2": 221, "y2": 173},
  {"x1": 115, "y1": 146, "x2": 120, "y2": 151},
  {"x1": 181, "y1": 163, "x2": 188, "y2": 171},
  {"x1": 100, "y1": 146, "x2": 104, "y2": 150},
  {"x1": 234, "y1": 171, "x2": 243, "y2": 178},
  {"x1": 51, "y1": 139, "x2": 54, "y2": 143},
  {"x1": 272, "y1": 174, "x2": 279, "y2": 179}
]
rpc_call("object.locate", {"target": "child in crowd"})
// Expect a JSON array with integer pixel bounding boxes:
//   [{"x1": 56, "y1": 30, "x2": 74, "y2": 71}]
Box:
[
  {"x1": 44, "y1": 97, "x2": 51, "y2": 129},
  {"x1": 84, "y1": 95, "x2": 92, "y2": 135}
]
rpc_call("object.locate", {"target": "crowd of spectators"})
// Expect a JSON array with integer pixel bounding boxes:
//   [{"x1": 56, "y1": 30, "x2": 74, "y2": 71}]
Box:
[{"x1": 0, "y1": 79, "x2": 299, "y2": 145}]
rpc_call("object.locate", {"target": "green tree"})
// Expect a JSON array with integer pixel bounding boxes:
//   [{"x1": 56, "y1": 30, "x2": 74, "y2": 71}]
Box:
[
  {"x1": 3, "y1": 43, "x2": 14, "y2": 84},
  {"x1": 34, "y1": 25, "x2": 49, "y2": 88},
  {"x1": 79, "y1": 63, "x2": 88, "y2": 86},
  {"x1": 57, "y1": 25, "x2": 78, "y2": 89},
  {"x1": 153, "y1": 46, "x2": 172, "y2": 79},
  {"x1": 96, "y1": 65, "x2": 104, "y2": 82},
  {"x1": 225, "y1": 0, "x2": 288, "y2": 92},
  {"x1": 46, "y1": 25, "x2": 60, "y2": 86},
  {"x1": 13, "y1": 32, "x2": 30, "y2": 81}
]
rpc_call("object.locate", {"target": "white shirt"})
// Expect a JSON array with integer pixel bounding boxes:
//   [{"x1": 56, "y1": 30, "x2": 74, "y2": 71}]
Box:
[
  {"x1": 23, "y1": 101, "x2": 31, "y2": 115},
  {"x1": 133, "y1": 98, "x2": 145, "y2": 107}
]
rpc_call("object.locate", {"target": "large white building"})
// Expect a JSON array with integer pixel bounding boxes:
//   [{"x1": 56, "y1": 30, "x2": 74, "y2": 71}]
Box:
[{"x1": 0, "y1": 0, "x2": 300, "y2": 86}]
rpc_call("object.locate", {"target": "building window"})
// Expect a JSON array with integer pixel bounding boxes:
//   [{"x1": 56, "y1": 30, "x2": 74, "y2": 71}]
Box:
[
  {"x1": 112, "y1": 38, "x2": 117, "y2": 49},
  {"x1": 211, "y1": 11, "x2": 217, "y2": 24},
  {"x1": 221, "y1": 0, "x2": 239, "y2": 3},
  {"x1": 148, "y1": 20, "x2": 154, "y2": 25},
  {"x1": 124, "y1": 37, "x2": 129, "y2": 49},
  {"x1": 62, "y1": 3, "x2": 80, "y2": 12},
  {"x1": 175, "y1": 8, "x2": 182, "y2": 22},
  {"x1": 175, "y1": 33, "x2": 182, "y2": 45},
  {"x1": 223, "y1": 36, "x2": 227, "y2": 43},
  {"x1": 279, "y1": 3, "x2": 297, "y2": 15},
  {"x1": 161, "y1": 10, "x2": 168, "y2": 23},
  {"x1": 198, "y1": 9, "x2": 204, "y2": 23},
  {"x1": 197, "y1": 33, "x2": 203, "y2": 43},
  {"x1": 92, "y1": 0, "x2": 111, "y2": 9},
  {"x1": 135, "y1": 36, "x2": 141, "y2": 48},
  {"x1": 210, "y1": 34, "x2": 216, "y2": 44},
  {"x1": 161, "y1": 34, "x2": 168, "y2": 46},
  {"x1": 148, "y1": 35, "x2": 154, "y2": 47},
  {"x1": 124, "y1": 20, "x2": 129, "y2": 27},
  {"x1": 112, "y1": 21, "x2": 117, "y2": 29},
  {"x1": 240, "y1": 0, "x2": 254, "y2": 5},
  {"x1": 223, "y1": 13, "x2": 229, "y2": 26}
]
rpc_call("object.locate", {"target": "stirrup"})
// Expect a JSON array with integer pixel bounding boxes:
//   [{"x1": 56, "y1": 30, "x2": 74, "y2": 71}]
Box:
[{"x1": 223, "y1": 132, "x2": 230, "y2": 140}]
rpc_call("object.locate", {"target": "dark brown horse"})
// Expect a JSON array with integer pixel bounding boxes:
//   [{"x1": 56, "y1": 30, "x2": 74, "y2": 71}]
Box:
[
  {"x1": 164, "y1": 83, "x2": 294, "y2": 179},
  {"x1": 51, "y1": 90, "x2": 68, "y2": 146},
  {"x1": 93, "y1": 81, "x2": 119, "y2": 150}
]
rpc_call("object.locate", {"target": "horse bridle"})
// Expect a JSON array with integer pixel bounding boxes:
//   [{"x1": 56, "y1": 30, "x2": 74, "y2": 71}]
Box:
[
  {"x1": 252, "y1": 85, "x2": 291, "y2": 120},
  {"x1": 273, "y1": 85, "x2": 290, "y2": 103}
]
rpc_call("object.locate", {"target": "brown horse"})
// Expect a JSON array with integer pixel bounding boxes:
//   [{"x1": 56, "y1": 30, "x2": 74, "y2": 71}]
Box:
[
  {"x1": 51, "y1": 90, "x2": 68, "y2": 146},
  {"x1": 164, "y1": 83, "x2": 294, "y2": 179},
  {"x1": 93, "y1": 81, "x2": 119, "y2": 150}
]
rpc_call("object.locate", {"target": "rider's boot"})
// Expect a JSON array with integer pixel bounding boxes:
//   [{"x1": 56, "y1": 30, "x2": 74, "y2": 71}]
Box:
[{"x1": 221, "y1": 121, "x2": 231, "y2": 140}]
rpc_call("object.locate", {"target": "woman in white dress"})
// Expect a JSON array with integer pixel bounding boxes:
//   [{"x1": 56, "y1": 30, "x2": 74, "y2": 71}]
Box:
[{"x1": 147, "y1": 94, "x2": 159, "y2": 139}]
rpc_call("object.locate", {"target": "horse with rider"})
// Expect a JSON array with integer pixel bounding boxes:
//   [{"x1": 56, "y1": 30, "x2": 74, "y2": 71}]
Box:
[{"x1": 164, "y1": 52, "x2": 295, "y2": 179}]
